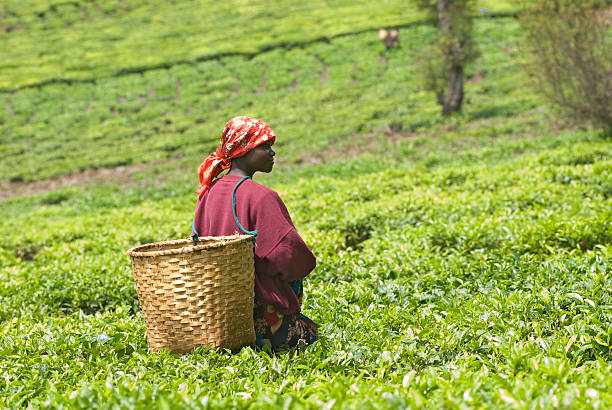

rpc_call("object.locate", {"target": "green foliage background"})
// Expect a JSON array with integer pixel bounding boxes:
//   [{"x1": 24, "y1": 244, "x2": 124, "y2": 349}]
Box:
[{"x1": 1, "y1": 0, "x2": 611, "y2": 408}]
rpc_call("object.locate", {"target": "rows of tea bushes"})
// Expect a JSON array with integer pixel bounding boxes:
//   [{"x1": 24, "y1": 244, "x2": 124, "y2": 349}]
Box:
[
  {"x1": 0, "y1": 0, "x2": 516, "y2": 91},
  {"x1": 1, "y1": 17, "x2": 532, "y2": 183},
  {"x1": 1, "y1": 125, "x2": 610, "y2": 407}
]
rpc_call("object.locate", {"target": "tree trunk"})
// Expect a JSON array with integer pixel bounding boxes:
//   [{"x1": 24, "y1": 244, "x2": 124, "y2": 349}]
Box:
[
  {"x1": 436, "y1": 0, "x2": 465, "y2": 115},
  {"x1": 443, "y1": 65, "x2": 464, "y2": 115}
]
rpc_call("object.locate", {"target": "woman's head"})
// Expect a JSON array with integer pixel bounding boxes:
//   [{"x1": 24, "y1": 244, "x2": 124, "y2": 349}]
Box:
[
  {"x1": 230, "y1": 140, "x2": 275, "y2": 176},
  {"x1": 196, "y1": 116, "x2": 276, "y2": 196}
]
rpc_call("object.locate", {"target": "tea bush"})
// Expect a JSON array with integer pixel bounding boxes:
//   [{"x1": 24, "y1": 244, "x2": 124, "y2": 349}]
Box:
[
  {"x1": 1, "y1": 128, "x2": 610, "y2": 407},
  {"x1": 1, "y1": 4, "x2": 521, "y2": 182},
  {"x1": 1, "y1": 0, "x2": 611, "y2": 408}
]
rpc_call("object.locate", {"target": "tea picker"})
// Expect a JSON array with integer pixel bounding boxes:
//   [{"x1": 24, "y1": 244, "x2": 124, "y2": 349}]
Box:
[
  {"x1": 379, "y1": 28, "x2": 400, "y2": 52},
  {"x1": 128, "y1": 117, "x2": 318, "y2": 353},
  {"x1": 193, "y1": 116, "x2": 318, "y2": 351}
]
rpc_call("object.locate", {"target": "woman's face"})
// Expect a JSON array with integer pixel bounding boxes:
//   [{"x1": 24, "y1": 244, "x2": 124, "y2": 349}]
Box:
[{"x1": 243, "y1": 142, "x2": 275, "y2": 173}]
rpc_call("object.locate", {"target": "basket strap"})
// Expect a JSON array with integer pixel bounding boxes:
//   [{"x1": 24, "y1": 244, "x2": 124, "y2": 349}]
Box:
[
  {"x1": 191, "y1": 175, "x2": 257, "y2": 246},
  {"x1": 232, "y1": 176, "x2": 258, "y2": 242},
  {"x1": 191, "y1": 220, "x2": 199, "y2": 246}
]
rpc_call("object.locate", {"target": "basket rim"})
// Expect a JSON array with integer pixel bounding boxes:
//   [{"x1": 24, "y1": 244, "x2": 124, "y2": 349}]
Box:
[{"x1": 126, "y1": 234, "x2": 254, "y2": 257}]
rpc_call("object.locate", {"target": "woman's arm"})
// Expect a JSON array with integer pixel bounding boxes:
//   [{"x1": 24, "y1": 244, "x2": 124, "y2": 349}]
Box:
[
  {"x1": 251, "y1": 190, "x2": 316, "y2": 281},
  {"x1": 255, "y1": 228, "x2": 316, "y2": 281}
]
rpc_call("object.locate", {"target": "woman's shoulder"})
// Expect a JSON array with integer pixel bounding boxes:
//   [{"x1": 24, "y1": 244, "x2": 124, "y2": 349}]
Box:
[
  {"x1": 219, "y1": 175, "x2": 280, "y2": 200},
  {"x1": 244, "y1": 179, "x2": 282, "y2": 203}
]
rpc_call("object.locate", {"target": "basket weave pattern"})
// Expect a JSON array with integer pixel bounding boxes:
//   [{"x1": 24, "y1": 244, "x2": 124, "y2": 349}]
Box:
[{"x1": 127, "y1": 235, "x2": 255, "y2": 353}]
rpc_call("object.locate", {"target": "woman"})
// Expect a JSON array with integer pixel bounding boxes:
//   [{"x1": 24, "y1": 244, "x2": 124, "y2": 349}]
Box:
[{"x1": 192, "y1": 116, "x2": 318, "y2": 351}]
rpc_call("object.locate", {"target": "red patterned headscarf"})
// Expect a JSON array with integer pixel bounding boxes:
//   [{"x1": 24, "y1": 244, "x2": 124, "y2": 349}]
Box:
[{"x1": 196, "y1": 116, "x2": 276, "y2": 196}]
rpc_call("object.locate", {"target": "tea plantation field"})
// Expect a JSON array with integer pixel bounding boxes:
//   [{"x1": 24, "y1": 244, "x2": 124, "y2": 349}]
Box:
[{"x1": 1, "y1": 0, "x2": 611, "y2": 408}]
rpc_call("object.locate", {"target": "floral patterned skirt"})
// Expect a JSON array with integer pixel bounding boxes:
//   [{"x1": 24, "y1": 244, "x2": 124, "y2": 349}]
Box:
[{"x1": 253, "y1": 280, "x2": 318, "y2": 351}]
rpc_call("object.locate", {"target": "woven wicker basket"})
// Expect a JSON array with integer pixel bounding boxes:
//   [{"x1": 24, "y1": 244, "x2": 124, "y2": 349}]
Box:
[{"x1": 127, "y1": 235, "x2": 256, "y2": 353}]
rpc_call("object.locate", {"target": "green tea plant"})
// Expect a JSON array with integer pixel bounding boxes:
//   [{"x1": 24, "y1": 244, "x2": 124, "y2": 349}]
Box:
[
  {"x1": 1, "y1": 17, "x2": 529, "y2": 183},
  {"x1": 1, "y1": 127, "x2": 610, "y2": 407},
  {"x1": 1, "y1": 0, "x2": 610, "y2": 408},
  {"x1": 0, "y1": 0, "x2": 515, "y2": 91}
]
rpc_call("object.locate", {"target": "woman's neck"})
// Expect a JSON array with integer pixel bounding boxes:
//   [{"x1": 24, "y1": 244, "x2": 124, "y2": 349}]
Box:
[{"x1": 227, "y1": 164, "x2": 253, "y2": 177}]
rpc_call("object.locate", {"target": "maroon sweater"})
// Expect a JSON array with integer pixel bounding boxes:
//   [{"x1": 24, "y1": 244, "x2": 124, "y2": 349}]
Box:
[{"x1": 193, "y1": 174, "x2": 316, "y2": 315}]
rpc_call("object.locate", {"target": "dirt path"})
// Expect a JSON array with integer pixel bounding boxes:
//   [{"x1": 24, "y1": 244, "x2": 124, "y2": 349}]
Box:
[{"x1": 0, "y1": 162, "x2": 155, "y2": 201}]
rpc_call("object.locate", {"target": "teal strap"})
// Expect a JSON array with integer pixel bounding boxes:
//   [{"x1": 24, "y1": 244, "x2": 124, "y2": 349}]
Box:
[
  {"x1": 191, "y1": 220, "x2": 199, "y2": 246},
  {"x1": 233, "y1": 176, "x2": 258, "y2": 242},
  {"x1": 191, "y1": 175, "x2": 257, "y2": 246}
]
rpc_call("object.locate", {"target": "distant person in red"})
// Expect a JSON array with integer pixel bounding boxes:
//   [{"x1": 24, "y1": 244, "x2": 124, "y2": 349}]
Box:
[
  {"x1": 192, "y1": 116, "x2": 318, "y2": 351},
  {"x1": 379, "y1": 29, "x2": 399, "y2": 51}
]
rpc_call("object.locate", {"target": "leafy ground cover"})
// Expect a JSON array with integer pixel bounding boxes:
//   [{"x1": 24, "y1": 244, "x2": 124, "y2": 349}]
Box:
[
  {"x1": 1, "y1": 2, "x2": 518, "y2": 183},
  {"x1": 0, "y1": 0, "x2": 515, "y2": 91},
  {"x1": 1, "y1": 128, "x2": 610, "y2": 408},
  {"x1": 1, "y1": 0, "x2": 611, "y2": 408}
]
